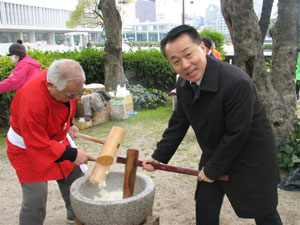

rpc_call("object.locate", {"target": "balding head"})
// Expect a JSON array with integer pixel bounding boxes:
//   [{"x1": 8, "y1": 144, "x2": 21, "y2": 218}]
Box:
[
  {"x1": 46, "y1": 59, "x2": 86, "y2": 103},
  {"x1": 47, "y1": 59, "x2": 85, "y2": 91}
]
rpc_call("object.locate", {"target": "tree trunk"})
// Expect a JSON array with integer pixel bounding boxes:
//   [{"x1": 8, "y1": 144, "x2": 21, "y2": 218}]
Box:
[
  {"x1": 221, "y1": 0, "x2": 299, "y2": 142},
  {"x1": 98, "y1": 0, "x2": 128, "y2": 91},
  {"x1": 268, "y1": 0, "x2": 300, "y2": 140},
  {"x1": 259, "y1": 0, "x2": 274, "y2": 45}
]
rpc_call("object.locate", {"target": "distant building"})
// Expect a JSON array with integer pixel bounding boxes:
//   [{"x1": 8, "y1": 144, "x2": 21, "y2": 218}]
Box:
[
  {"x1": 216, "y1": 10, "x2": 230, "y2": 39},
  {"x1": 204, "y1": 4, "x2": 230, "y2": 39},
  {"x1": 192, "y1": 16, "x2": 205, "y2": 29},
  {"x1": 0, "y1": 0, "x2": 101, "y2": 44},
  {"x1": 123, "y1": 23, "x2": 178, "y2": 42},
  {"x1": 135, "y1": 0, "x2": 156, "y2": 23},
  {"x1": 155, "y1": 0, "x2": 181, "y2": 24},
  {"x1": 205, "y1": 4, "x2": 218, "y2": 30},
  {"x1": 203, "y1": 2, "x2": 264, "y2": 40}
]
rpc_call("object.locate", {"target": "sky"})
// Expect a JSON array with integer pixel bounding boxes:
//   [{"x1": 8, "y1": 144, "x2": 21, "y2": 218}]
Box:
[
  {"x1": 3, "y1": 0, "x2": 277, "y2": 18},
  {"x1": 1, "y1": 0, "x2": 222, "y2": 12}
]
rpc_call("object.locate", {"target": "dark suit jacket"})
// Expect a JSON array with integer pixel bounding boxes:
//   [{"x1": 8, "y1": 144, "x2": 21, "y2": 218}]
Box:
[{"x1": 152, "y1": 56, "x2": 279, "y2": 218}]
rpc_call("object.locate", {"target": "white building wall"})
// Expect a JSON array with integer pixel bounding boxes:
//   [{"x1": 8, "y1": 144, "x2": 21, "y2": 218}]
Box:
[
  {"x1": 0, "y1": 1, "x2": 101, "y2": 43},
  {"x1": 0, "y1": 1, "x2": 71, "y2": 28}
]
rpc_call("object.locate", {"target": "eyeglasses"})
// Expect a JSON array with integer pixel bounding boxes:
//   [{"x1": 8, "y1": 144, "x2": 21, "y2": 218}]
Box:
[
  {"x1": 63, "y1": 92, "x2": 77, "y2": 98},
  {"x1": 55, "y1": 87, "x2": 79, "y2": 99}
]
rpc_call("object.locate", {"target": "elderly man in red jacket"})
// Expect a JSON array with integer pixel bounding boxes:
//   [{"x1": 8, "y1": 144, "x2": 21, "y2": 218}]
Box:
[
  {"x1": 6, "y1": 59, "x2": 97, "y2": 225},
  {"x1": 142, "y1": 25, "x2": 282, "y2": 225}
]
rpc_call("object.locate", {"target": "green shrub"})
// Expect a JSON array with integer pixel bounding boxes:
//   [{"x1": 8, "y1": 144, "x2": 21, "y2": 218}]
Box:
[
  {"x1": 0, "y1": 49, "x2": 175, "y2": 127},
  {"x1": 278, "y1": 118, "x2": 300, "y2": 172},
  {"x1": 29, "y1": 48, "x2": 176, "y2": 91},
  {"x1": 263, "y1": 44, "x2": 272, "y2": 49},
  {"x1": 27, "y1": 48, "x2": 80, "y2": 69},
  {"x1": 128, "y1": 84, "x2": 168, "y2": 110},
  {"x1": 123, "y1": 49, "x2": 176, "y2": 91},
  {"x1": 125, "y1": 41, "x2": 160, "y2": 48},
  {"x1": 77, "y1": 48, "x2": 105, "y2": 84},
  {"x1": 0, "y1": 56, "x2": 17, "y2": 127}
]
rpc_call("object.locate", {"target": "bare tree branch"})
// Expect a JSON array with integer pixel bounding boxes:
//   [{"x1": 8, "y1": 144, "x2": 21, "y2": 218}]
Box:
[{"x1": 259, "y1": 0, "x2": 274, "y2": 44}]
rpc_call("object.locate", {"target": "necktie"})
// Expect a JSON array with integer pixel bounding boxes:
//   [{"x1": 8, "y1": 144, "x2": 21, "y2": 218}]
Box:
[{"x1": 191, "y1": 82, "x2": 198, "y2": 94}]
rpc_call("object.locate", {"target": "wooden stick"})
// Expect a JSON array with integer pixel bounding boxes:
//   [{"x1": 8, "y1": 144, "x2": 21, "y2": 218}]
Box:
[
  {"x1": 75, "y1": 133, "x2": 105, "y2": 145},
  {"x1": 116, "y1": 156, "x2": 229, "y2": 182},
  {"x1": 123, "y1": 149, "x2": 139, "y2": 199}
]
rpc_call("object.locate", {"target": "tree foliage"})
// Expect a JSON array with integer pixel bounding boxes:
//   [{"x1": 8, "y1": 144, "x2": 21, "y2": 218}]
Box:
[{"x1": 66, "y1": 0, "x2": 103, "y2": 29}]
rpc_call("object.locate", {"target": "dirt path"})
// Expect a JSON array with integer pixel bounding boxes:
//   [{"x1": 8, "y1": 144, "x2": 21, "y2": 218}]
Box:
[{"x1": 0, "y1": 118, "x2": 300, "y2": 225}]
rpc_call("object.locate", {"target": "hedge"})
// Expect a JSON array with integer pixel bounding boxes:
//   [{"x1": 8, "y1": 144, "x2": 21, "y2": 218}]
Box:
[{"x1": 0, "y1": 48, "x2": 176, "y2": 127}]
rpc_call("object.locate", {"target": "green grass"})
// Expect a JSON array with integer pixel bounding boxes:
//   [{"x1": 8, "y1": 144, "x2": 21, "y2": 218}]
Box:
[
  {"x1": 0, "y1": 127, "x2": 8, "y2": 143},
  {"x1": 0, "y1": 101, "x2": 174, "y2": 161}
]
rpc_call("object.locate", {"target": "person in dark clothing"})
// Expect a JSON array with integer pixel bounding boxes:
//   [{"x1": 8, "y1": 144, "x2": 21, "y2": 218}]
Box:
[
  {"x1": 201, "y1": 37, "x2": 222, "y2": 59},
  {"x1": 200, "y1": 37, "x2": 213, "y2": 55},
  {"x1": 295, "y1": 52, "x2": 300, "y2": 100},
  {"x1": 142, "y1": 25, "x2": 282, "y2": 225},
  {"x1": 17, "y1": 39, "x2": 23, "y2": 44}
]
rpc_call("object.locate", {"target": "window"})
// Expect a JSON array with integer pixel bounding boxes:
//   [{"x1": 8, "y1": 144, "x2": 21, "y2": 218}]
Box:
[
  {"x1": 137, "y1": 33, "x2": 147, "y2": 41},
  {"x1": 149, "y1": 32, "x2": 158, "y2": 41}
]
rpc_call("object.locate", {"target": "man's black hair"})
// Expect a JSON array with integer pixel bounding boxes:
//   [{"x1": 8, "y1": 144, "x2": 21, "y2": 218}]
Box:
[
  {"x1": 201, "y1": 37, "x2": 213, "y2": 50},
  {"x1": 160, "y1": 25, "x2": 201, "y2": 58}
]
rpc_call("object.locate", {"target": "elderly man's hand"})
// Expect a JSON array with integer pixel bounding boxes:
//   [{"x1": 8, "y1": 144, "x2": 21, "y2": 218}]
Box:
[
  {"x1": 68, "y1": 125, "x2": 79, "y2": 139},
  {"x1": 73, "y1": 149, "x2": 97, "y2": 165},
  {"x1": 198, "y1": 168, "x2": 215, "y2": 183}
]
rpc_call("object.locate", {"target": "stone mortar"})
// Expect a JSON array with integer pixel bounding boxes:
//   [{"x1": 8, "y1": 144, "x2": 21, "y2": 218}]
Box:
[{"x1": 70, "y1": 170, "x2": 155, "y2": 225}]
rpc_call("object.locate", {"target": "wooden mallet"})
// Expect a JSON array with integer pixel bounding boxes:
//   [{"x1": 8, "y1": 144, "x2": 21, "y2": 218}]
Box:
[{"x1": 88, "y1": 126, "x2": 126, "y2": 185}]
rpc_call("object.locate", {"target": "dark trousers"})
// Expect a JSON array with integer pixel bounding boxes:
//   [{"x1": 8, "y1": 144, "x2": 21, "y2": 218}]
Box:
[
  {"x1": 19, "y1": 166, "x2": 83, "y2": 225},
  {"x1": 296, "y1": 80, "x2": 300, "y2": 99},
  {"x1": 195, "y1": 181, "x2": 282, "y2": 225}
]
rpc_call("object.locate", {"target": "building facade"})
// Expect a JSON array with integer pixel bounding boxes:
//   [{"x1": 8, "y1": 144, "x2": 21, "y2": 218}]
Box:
[
  {"x1": 0, "y1": 0, "x2": 101, "y2": 44},
  {"x1": 135, "y1": 0, "x2": 156, "y2": 23},
  {"x1": 123, "y1": 22, "x2": 178, "y2": 42}
]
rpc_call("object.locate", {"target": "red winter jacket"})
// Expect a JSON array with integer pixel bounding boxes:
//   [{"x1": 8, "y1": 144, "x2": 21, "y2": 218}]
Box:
[{"x1": 7, "y1": 70, "x2": 77, "y2": 183}]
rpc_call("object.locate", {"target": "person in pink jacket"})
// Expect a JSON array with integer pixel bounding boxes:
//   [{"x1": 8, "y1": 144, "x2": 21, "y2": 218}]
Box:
[{"x1": 0, "y1": 43, "x2": 41, "y2": 93}]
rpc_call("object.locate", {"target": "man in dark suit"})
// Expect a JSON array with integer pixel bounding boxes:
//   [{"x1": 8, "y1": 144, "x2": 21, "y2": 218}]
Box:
[{"x1": 142, "y1": 25, "x2": 282, "y2": 225}]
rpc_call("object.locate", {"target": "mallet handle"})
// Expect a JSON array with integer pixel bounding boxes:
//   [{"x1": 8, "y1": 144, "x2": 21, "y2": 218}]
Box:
[
  {"x1": 75, "y1": 133, "x2": 105, "y2": 145},
  {"x1": 116, "y1": 156, "x2": 229, "y2": 181}
]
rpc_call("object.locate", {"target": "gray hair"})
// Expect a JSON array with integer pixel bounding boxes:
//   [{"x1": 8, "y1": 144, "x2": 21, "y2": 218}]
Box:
[{"x1": 46, "y1": 59, "x2": 86, "y2": 91}]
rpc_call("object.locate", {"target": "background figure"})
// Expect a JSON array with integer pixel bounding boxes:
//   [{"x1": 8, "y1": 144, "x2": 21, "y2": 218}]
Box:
[
  {"x1": 295, "y1": 51, "x2": 300, "y2": 100},
  {"x1": 200, "y1": 37, "x2": 221, "y2": 59},
  {"x1": 0, "y1": 43, "x2": 41, "y2": 93},
  {"x1": 16, "y1": 39, "x2": 23, "y2": 44},
  {"x1": 87, "y1": 40, "x2": 92, "y2": 47},
  {"x1": 168, "y1": 74, "x2": 180, "y2": 110},
  {"x1": 211, "y1": 41, "x2": 222, "y2": 60},
  {"x1": 200, "y1": 37, "x2": 213, "y2": 55}
]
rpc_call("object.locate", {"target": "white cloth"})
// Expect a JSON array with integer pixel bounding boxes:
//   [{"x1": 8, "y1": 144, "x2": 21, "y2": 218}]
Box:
[
  {"x1": 66, "y1": 133, "x2": 88, "y2": 173},
  {"x1": 7, "y1": 126, "x2": 26, "y2": 149}
]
